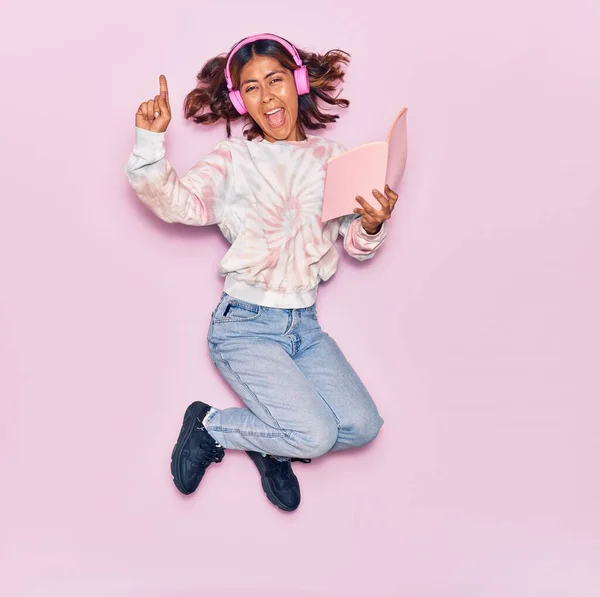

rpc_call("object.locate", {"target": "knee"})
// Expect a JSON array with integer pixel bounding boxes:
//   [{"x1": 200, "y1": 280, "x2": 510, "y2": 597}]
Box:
[
  {"x1": 347, "y1": 408, "x2": 384, "y2": 448},
  {"x1": 294, "y1": 417, "x2": 338, "y2": 459}
]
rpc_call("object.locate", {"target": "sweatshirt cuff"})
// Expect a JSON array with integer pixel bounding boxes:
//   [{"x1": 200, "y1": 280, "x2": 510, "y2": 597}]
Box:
[
  {"x1": 357, "y1": 221, "x2": 387, "y2": 242},
  {"x1": 133, "y1": 127, "x2": 167, "y2": 159}
]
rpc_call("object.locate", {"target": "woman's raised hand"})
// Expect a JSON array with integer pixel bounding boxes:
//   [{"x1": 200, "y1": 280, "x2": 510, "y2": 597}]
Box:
[
  {"x1": 135, "y1": 75, "x2": 171, "y2": 133},
  {"x1": 354, "y1": 185, "x2": 399, "y2": 235}
]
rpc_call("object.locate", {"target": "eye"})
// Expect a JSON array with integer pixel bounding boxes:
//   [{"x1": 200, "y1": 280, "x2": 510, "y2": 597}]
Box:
[
  {"x1": 244, "y1": 85, "x2": 257, "y2": 93},
  {"x1": 270, "y1": 77, "x2": 282, "y2": 85}
]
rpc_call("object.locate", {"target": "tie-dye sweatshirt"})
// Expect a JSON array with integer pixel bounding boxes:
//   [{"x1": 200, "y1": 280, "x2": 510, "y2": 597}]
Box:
[{"x1": 125, "y1": 127, "x2": 387, "y2": 308}]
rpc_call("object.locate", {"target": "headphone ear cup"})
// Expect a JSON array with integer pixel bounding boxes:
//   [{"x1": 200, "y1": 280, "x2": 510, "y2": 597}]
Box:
[
  {"x1": 229, "y1": 90, "x2": 247, "y2": 115},
  {"x1": 294, "y1": 66, "x2": 311, "y2": 95}
]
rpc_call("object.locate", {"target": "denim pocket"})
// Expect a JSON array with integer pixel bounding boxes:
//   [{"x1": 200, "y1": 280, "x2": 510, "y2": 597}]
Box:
[{"x1": 213, "y1": 298, "x2": 261, "y2": 323}]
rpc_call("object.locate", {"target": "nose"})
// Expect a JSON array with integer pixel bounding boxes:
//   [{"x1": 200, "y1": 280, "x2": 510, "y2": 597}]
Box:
[{"x1": 262, "y1": 87, "x2": 274, "y2": 103}]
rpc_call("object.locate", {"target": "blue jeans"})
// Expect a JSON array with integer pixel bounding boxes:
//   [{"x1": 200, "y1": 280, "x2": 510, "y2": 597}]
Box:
[{"x1": 204, "y1": 293, "x2": 384, "y2": 459}]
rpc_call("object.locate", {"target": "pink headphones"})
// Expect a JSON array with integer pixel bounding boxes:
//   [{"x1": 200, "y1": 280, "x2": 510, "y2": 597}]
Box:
[{"x1": 224, "y1": 33, "x2": 311, "y2": 115}]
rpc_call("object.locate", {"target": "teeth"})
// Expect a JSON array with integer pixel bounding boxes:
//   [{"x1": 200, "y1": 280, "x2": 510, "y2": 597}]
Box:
[{"x1": 266, "y1": 108, "x2": 282, "y2": 115}]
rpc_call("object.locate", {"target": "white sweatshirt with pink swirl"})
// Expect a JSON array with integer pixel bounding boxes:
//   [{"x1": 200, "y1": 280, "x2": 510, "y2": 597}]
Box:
[{"x1": 125, "y1": 127, "x2": 387, "y2": 308}]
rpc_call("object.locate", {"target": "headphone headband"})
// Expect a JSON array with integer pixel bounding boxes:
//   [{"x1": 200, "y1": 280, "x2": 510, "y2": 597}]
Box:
[{"x1": 224, "y1": 33, "x2": 304, "y2": 91}]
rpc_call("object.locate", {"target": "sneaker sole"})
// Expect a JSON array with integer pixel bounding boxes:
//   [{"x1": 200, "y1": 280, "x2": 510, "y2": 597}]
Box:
[
  {"x1": 170, "y1": 402, "x2": 210, "y2": 495},
  {"x1": 246, "y1": 451, "x2": 299, "y2": 512}
]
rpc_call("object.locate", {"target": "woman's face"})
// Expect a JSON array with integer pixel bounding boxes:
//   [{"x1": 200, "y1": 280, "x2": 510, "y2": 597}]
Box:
[{"x1": 239, "y1": 55, "x2": 303, "y2": 143}]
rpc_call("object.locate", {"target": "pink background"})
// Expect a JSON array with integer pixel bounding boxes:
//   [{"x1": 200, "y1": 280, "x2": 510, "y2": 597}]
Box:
[{"x1": 2, "y1": 0, "x2": 599, "y2": 595}]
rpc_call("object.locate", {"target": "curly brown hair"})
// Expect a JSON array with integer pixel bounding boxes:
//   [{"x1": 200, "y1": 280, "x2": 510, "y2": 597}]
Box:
[{"x1": 183, "y1": 35, "x2": 350, "y2": 140}]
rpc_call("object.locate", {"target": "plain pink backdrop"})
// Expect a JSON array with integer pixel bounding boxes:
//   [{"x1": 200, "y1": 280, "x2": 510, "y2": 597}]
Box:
[{"x1": 1, "y1": 0, "x2": 599, "y2": 595}]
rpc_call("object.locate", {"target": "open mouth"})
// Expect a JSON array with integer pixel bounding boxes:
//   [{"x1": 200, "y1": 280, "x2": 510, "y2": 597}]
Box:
[{"x1": 264, "y1": 107, "x2": 286, "y2": 128}]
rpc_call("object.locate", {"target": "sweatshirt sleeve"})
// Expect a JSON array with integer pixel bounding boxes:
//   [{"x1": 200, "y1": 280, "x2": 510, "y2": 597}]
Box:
[
  {"x1": 338, "y1": 214, "x2": 387, "y2": 261},
  {"x1": 124, "y1": 127, "x2": 233, "y2": 226}
]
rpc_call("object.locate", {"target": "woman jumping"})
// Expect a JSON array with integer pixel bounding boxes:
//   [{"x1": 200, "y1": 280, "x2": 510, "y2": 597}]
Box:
[{"x1": 125, "y1": 33, "x2": 399, "y2": 512}]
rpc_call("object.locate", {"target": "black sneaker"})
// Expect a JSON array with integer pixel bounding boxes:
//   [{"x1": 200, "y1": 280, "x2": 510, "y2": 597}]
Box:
[
  {"x1": 246, "y1": 451, "x2": 311, "y2": 512},
  {"x1": 170, "y1": 401, "x2": 224, "y2": 495}
]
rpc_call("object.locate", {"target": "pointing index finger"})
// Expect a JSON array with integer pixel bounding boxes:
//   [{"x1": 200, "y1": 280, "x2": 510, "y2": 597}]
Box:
[{"x1": 159, "y1": 74, "x2": 168, "y2": 97}]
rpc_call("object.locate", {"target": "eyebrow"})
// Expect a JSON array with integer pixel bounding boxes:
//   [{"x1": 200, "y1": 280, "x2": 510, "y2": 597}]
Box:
[{"x1": 241, "y1": 69, "x2": 286, "y2": 87}]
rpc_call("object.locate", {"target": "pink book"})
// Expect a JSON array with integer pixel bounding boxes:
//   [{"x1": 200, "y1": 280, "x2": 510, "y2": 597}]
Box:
[{"x1": 321, "y1": 107, "x2": 408, "y2": 222}]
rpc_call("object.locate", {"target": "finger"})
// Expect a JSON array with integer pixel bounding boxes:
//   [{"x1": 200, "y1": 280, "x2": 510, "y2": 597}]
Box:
[
  {"x1": 137, "y1": 101, "x2": 149, "y2": 119},
  {"x1": 158, "y1": 89, "x2": 170, "y2": 117},
  {"x1": 147, "y1": 99, "x2": 155, "y2": 122},
  {"x1": 354, "y1": 197, "x2": 387, "y2": 228},
  {"x1": 363, "y1": 213, "x2": 379, "y2": 225},
  {"x1": 385, "y1": 184, "x2": 399, "y2": 209},
  {"x1": 153, "y1": 95, "x2": 161, "y2": 119},
  {"x1": 355, "y1": 195, "x2": 378, "y2": 217},
  {"x1": 372, "y1": 189, "x2": 390, "y2": 211},
  {"x1": 159, "y1": 74, "x2": 171, "y2": 109},
  {"x1": 136, "y1": 102, "x2": 149, "y2": 126},
  {"x1": 385, "y1": 184, "x2": 398, "y2": 200},
  {"x1": 159, "y1": 74, "x2": 168, "y2": 96},
  {"x1": 353, "y1": 207, "x2": 377, "y2": 226}
]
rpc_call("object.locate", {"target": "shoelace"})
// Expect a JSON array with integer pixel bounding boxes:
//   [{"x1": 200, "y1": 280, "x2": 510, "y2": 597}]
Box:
[
  {"x1": 191, "y1": 431, "x2": 225, "y2": 469},
  {"x1": 266, "y1": 456, "x2": 311, "y2": 489},
  {"x1": 269, "y1": 460, "x2": 294, "y2": 488}
]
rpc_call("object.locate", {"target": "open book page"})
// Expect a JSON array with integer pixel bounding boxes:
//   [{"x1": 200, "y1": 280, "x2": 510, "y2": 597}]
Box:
[
  {"x1": 321, "y1": 142, "x2": 388, "y2": 222},
  {"x1": 321, "y1": 107, "x2": 408, "y2": 222}
]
